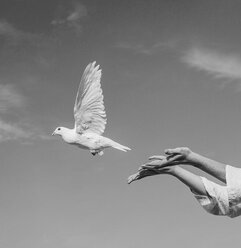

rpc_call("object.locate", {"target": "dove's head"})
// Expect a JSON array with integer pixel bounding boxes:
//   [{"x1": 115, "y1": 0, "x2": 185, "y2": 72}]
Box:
[
  {"x1": 52, "y1": 127, "x2": 65, "y2": 136},
  {"x1": 52, "y1": 127, "x2": 76, "y2": 143}
]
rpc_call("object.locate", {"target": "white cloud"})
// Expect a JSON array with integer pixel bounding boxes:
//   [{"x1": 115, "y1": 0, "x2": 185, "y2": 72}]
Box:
[
  {"x1": 0, "y1": 119, "x2": 52, "y2": 143},
  {"x1": 0, "y1": 21, "x2": 22, "y2": 39},
  {"x1": 0, "y1": 84, "x2": 25, "y2": 113},
  {"x1": 115, "y1": 41, "x2": 176, "y2": 55},
  {"x1": 51, "y1": 1, "x2": 87, "y2": 34},
  {"x1": 0, "y1": 20, "x2": 61, "y2": 77},
  {"x1": 182, "y1": 47, "x2": 241, "y2": 80},
  {"x1": 0, "y1": 119, "x2": 32, "y2": 142},
  {"x1": 0, "y1": 20, "x2": 45, "y2": 45},
  {"x1": 67, "y1": 2, "x2": 87, "y2": 21},
  {"x1": 0, "y1": 83, "x2": 51, "y2": 143}
]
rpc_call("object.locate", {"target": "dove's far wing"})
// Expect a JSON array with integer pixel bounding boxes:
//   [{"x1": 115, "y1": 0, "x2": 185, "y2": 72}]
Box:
[{"x1": 74, "y1": 62, "x2": 106, "y2": 135}]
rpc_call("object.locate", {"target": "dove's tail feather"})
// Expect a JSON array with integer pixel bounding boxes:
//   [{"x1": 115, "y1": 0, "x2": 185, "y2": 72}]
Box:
[{"x1": 109, "y1": 140, "x2": 131, "y2": 152}]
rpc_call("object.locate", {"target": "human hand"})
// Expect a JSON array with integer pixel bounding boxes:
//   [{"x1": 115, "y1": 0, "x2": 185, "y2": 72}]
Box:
[
  {"x1": 140, "y1": 155, "x2": 170, "y2": 170},
  {"x1": 146, "y1": 147, "x2": 192, "y2": 169},
  {"x1": 164, "y1": 147, "x2": 192, "y2": 161},
  {"x1": 128, "y1": 165, "x2": 174, "y2": 184},
  {"x1": 127, "y1": 168, "x2": 158, "y2": 184},
  {"x1": 128, "y1": 147, "x2": 193, "y2": 185}
]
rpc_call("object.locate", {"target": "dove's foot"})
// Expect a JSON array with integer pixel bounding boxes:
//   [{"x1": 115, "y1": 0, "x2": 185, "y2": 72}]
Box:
[
  {"x1": 90, "y1": 150, "x2": 98, "y2": 156},
  {"x1": 98, "y1": 150, "x2": 104, "y2": 156},
  {"x1": 90, "y1": 149, "x2": 104, "y2": 156}
]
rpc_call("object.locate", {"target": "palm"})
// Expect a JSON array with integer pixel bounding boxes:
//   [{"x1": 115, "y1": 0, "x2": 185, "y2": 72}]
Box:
[
  {"x1": 128, "y1": 166, "x2": 172, "y2": 184},
  {"x1": 140, "y1": 147, "x2": 191, "y2": 170},
  {"x1": 165, "y1": 147, "x2": 191, "y2": 161},
  {"x1": 128, "y1": 169, "x2": 157, "y2": 184}
]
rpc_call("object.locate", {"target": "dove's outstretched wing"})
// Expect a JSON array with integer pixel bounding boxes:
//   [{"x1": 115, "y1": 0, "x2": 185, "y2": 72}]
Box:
[{"x1": 74, "y1": 62, "x2": 107, "y2": 135}]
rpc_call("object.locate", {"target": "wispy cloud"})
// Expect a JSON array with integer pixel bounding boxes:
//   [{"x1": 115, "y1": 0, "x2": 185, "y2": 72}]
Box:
[
  {"x1": 0, "y1": 83, "x2": 50, "y2": 143},
  {"x1": 0, "y1": 119, "x2": 51, "y2": 143},
  {"x1": 182, "y1": 47, "x2": 241, "y2": 80},
  {"x1": 115, "y1": 41, "x2": 176, "y2": 55},
  {"x1": 0, "y1": 20, "x2": 58, "y2": 72},
  {"x1": 51, "y1": 1, "x2": 87, "y2": 34},
  {"x1": 0, "y1": 4, "x2": 90, "y2": 143},
  {"x1": 0, "y1": 21, "x2": 23, "y2": 40},
  {"x1": 0, "y1": 3, "x2": 88, "y2": 69},
  {"x1": 0, "y1": 119, "x2": 32, "y2": 142},
  {"x1": 0, "y1": 84, "x2": 25, "y2": 113},
  {"x1": 0, "y1": 20, "x2": 47, "y2": 46}
]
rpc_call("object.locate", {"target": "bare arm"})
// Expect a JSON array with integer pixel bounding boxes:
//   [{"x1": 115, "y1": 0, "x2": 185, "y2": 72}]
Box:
[
  {"x1": 128, "y1": 165, "x2": 207, "y2": 196},
  {"x1": 187, "y1": 151, "x2": 226, "y2": 183},
  {"x1": 145, "y1": 147, "x2": 227, "y2": 183},
  {"x1": 165, "y1": 148, "x2": 227, "y2": 183},
  {"x1": 171, "y1": 166, "x2": 207, "y2": 195}
]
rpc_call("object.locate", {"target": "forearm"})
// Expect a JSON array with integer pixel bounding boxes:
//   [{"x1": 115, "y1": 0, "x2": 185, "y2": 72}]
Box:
[
  {"x1": 170, "y1": 166, "x2": 207, "y2": 196},
  {"x1": 188, "y1": 152, "x2": 226, "y2": 183},
  {"x1": 129, "y1": 164, "x2": 208, "y2": 196}
]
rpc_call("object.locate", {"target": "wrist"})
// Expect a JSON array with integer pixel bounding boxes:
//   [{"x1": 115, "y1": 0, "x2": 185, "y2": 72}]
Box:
[
  {"x1": 168, "y1": 165, "x2": 180, "y2": 175},
  {"x1": 187, "y1": 151, "x2": 198, "y2": 163}
]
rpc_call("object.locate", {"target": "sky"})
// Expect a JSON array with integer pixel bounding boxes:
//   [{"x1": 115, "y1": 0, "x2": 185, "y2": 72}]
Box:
[{"x1": 1, "y1": 0, "x2": 241, "y2": 247}]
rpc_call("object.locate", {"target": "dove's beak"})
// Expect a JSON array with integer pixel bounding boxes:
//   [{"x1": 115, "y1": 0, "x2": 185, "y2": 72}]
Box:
[{"x1": 52, "y1": 131, "x2": 56, "y2": 136}]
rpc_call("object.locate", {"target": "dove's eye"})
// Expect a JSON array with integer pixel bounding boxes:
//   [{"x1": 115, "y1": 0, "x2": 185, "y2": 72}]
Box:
[{"x1": 57, "y1": 128, "x2": 61, "y2": 131}]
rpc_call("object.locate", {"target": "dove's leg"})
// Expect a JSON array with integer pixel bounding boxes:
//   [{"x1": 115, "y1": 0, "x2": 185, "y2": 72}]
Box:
[
  {"x1": 98, "y1": 150, "x2": 104, "y2": 156},
  {"x1": 90, "y1": 150, "x2": 98, "y2": 156},
  {"x1": 90, "y1": 149, "x2": 104, "y2": 156}
]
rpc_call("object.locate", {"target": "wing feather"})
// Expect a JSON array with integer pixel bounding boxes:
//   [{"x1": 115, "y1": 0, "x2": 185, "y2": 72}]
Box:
[{"x1": 74, "y1": 62, "x2": 107, "y2": 135}]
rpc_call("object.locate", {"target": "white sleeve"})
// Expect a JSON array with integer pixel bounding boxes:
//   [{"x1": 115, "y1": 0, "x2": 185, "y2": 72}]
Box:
[
  {"x1": 226, "y1": 165, "x2": 241, "y2": 218},
  {"x1": 193, "y1": 176, "x2": 229, "y2": 216},
  {"x1": 193, "y1": 165, "x2": 241, "y2": 218}
]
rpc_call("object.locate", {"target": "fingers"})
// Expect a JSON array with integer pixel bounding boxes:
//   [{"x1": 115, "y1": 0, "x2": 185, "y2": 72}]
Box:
[
  {"x1": 128, "y1": 168, "x2": 158, "y2": 184},
  {"x1": 138, "y1": 165, "x2": 156, "y2": 172},
  {"x1": 127, "y1": 172, "x2": 146, "y2": 184},
  {"x1": 138, "y1": 166, "x2": 146, "y2": 172},
  {"x1": 148, "y1": 155, "x2": 166, "y2": 160},
  {"x1": 149, "y1": 147, "x2": 188, "y2": 162},
  {"x1": 140, "y1": 152, "x2": 187, "y2": 172},
  {"x1": 141, "y1": 164, "x2": 162, "y2": 171},
  {"x1": 165, "y1": 148, "x2": 183, "y2": 155},
  {"x1": 128, "y1": 147, "x2": 191, "y2": 185},
  {"x1": 127, "y1": 173, "x2": 139, "y2": 184},
  {"x1": 140, "y1": 164, "x2": 159, "y2": 170},
  {"x1": 141, "y1": 165, "x2": 153, "y2": 170},
  {"x1": 141, "y1": 164, "x2": 171, "y2": 174},
  {"x1": 140, "y1": 158, "x2": 169, "y2": 170},
  {"x1": 166, "y1": 154, "x2": 184, "y2": 162},
  {"x1": 165, "y1": 147, "x2": 191, "y2": 156}
]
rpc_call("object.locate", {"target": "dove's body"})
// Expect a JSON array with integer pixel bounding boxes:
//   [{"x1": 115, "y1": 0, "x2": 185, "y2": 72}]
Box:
[
  {"x1": 52, "y1": 62, "x2": 130, "y2": 156},
  {"x1": 58, "y1": 127, "x2": 130, "y2": 155}
]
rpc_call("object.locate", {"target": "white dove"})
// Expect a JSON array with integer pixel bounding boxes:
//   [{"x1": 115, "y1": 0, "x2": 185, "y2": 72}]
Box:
[{"x1": 52, "y1": 61, "x2": 131, "y2": 156}]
